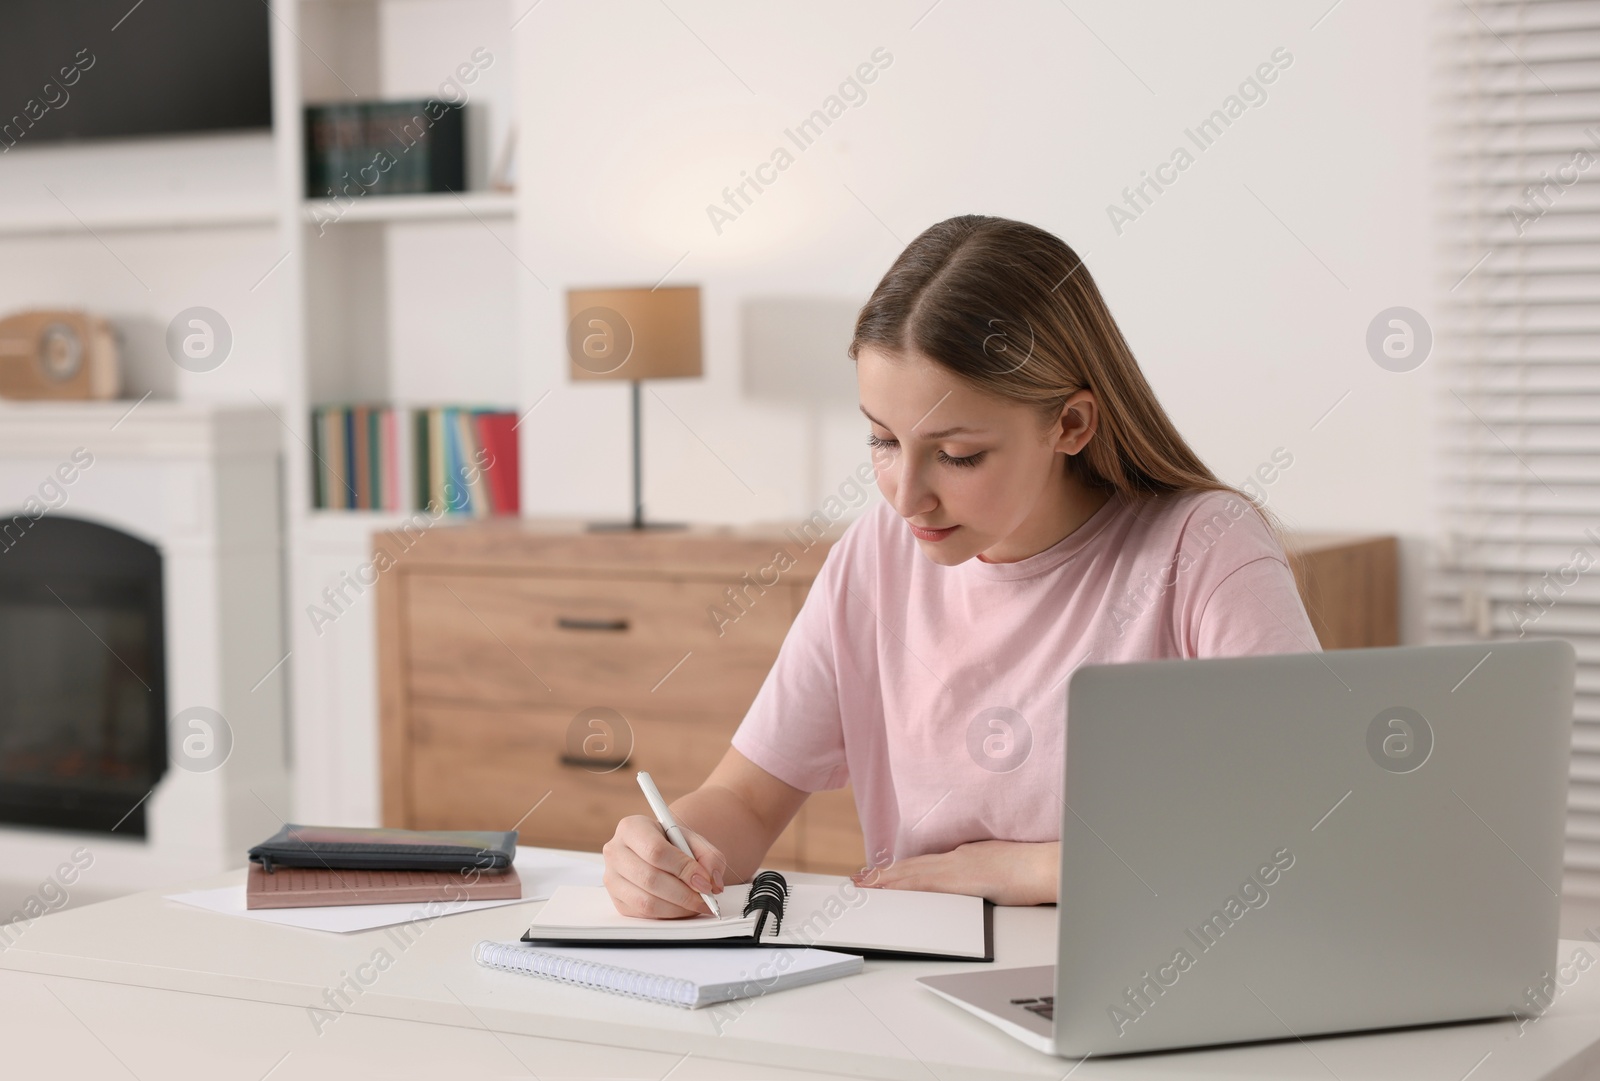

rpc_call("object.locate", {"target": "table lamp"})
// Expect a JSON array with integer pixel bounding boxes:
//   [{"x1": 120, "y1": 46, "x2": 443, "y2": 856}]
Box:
[{"x1": 566, "y1": 285, "x2": 703, "y2": 531}]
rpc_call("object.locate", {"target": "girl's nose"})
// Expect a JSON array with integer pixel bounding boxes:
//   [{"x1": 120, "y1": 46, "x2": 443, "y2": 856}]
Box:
[{"x1": 891, "y1": 457, "x2": 936, "y2": 520}]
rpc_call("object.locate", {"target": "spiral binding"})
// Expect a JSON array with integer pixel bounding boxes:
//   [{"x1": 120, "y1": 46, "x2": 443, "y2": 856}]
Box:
[
  {"x1": 473, "y1": 940, "x2": 698, "y2": 1008},
  {"x1": 742, "y1": 869, "x2": 788, "y2": 939}
]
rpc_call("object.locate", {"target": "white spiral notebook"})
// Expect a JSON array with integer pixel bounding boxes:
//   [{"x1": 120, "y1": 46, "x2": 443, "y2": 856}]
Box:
[{"x1": 473, "y1": 940, "x2": 863, "y2": 1009}]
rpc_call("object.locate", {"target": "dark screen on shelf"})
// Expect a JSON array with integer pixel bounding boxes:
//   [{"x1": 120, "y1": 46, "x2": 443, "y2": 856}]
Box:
[{"x1": 0, "y1": 0, "x2": 272, "y2": 145}]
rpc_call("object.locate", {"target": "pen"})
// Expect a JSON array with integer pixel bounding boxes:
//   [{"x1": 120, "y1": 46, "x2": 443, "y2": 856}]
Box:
[{"x1": 636, "y1": 771, "x2": 721, "y2": 918}]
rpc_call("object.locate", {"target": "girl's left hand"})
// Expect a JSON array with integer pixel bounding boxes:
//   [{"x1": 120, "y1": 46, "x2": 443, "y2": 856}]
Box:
[{"x1": 852, "y1": 840, "x2": 1059, "y2": 906}]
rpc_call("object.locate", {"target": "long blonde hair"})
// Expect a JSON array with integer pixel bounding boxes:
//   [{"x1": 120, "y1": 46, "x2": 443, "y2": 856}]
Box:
[{"x1": 849, "y1": 215, "x2": 1276, "y2": 531}]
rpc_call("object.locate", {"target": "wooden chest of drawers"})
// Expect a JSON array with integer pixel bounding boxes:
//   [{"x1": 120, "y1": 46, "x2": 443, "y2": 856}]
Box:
[
  {"x1": 374, "y1": 519, "x2": 863, "y2": 874},
  {"x1": 375, "y1": 520, "x2": 1398, "y2": 877}
]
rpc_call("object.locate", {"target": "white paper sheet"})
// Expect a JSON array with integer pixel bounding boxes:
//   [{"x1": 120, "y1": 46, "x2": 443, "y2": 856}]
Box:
[{"x1": 163, "y1": 848, "x2": 604, "y2": 934}]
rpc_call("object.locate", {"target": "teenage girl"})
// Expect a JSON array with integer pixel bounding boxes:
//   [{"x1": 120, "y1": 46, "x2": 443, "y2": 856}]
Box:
[{"x1": 602, "y1": 214, "x2": 1319, "y2": 916}]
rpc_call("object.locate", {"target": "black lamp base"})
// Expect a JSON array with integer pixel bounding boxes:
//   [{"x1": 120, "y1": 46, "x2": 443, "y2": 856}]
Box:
[{"x1": 584, "y1": 380, "x2": 690, "y2": 533}]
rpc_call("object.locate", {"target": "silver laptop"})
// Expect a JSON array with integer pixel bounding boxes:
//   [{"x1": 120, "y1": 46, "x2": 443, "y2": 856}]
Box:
[{"x1": 920, "y1": 639, "x2": 1575, "y2": 1057}]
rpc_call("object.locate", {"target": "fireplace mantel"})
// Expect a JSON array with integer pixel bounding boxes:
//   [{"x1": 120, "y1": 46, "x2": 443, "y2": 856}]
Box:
[{"x1": 0, "y1": 400, "x2": 278, "y2": 460}]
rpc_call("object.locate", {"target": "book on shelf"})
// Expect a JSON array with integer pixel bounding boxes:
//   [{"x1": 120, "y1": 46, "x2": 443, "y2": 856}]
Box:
[
  {"x1": 304, "y1": 99, "x2": 466, "y2": 200},
  {"x1": 413, "y1": 406, "x2": 520, "y2": 518},
  {"x1": 311, "y1": 404, "x2": 518, "y2": 517},
  {"x1": 311, "y1": 404, "x2": 402, "y2": 512}
]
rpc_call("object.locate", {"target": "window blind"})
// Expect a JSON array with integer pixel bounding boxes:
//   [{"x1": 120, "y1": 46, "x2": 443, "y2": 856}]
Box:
[{"x1": 1432, "y1": 0, "x2": 1600, "y2": 896}]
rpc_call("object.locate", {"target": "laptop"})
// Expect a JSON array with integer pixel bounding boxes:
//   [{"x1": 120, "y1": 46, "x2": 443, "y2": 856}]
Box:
[{"x1": 919, "y1": 639, "x2": 1575, "y2": 1057}]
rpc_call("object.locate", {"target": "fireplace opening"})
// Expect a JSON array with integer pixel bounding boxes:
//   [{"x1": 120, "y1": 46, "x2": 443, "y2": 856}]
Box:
[{"x1": 0, "y1": 516, "x2": 167, "y2": 836}]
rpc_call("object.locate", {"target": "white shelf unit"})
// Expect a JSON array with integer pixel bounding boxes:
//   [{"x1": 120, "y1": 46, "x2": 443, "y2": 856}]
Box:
[{"x1": 271, "y1": 0, "x2": 530, "y2": 826}]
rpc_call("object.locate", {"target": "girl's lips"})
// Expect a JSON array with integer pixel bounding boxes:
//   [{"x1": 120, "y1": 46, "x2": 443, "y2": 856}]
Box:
[{"x1": 908, "y1": 522, "x2": 958, "y2": 541}]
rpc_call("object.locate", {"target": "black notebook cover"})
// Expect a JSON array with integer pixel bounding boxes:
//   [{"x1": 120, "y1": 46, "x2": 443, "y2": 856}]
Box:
[{"x1": 249, "y1": 825, "x2": 516, "y2": 873}]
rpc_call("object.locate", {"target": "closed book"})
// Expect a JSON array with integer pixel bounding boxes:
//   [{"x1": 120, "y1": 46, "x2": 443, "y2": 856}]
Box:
[
  {"x1": 318, "y1": 409, "x2": 331, "y2": 508},
  {"x1": 441, "y1": 408, "x2": 458, "y2": 512},
  {"x1": 477, "y1": 411, "x2": 520, "y2": 515},
  {"x1": 382, "y1": 408, "x2": 400, "y2": 511},
  {"x1": 367, "y1": 405, "x2": 383, "y2": 510},
  {"x1": 372, "y1": 406, "x2": 383, "y2": 510},
  {"x1": 247, "y1": 864, "x2": 521, "y2": 910},
  {"x1": 249, "y1": 824, "x2": 519, "y2": 874},
  {"x1": 375, "y1": 99, "x2": 466, "y2": 194},
  {"x1": 333, "y1": 104, "x2": 364, "y2": 198},
  {"x1": 457, "y1": 410, "x2": 489, "y2": 518},
  {"x1": 353, "y1": 405, "x2": 371, "y2": 509},
  {"x1": 443, "y1": 408, "x2": 468, "y2": 513},
  {"x1": 414, "y1": 408, "x2": 430, "y2": 510},
  {"x1": 304, "y1": 102, "x2": 365, "y2": 199},
  {"x1": 428, "y1": 409, "x2": 447, "y2": 514},
  {"x1": 366, "y1": 102, "x2": 414, "y2": 196},
  {"x1": 421, "y1": 101, "x2": 466, "y2": 193},
  {"x1": 342, "y1": 409, "x2": 357, "y2": 510},
  {"x1": 310, "y1": 407, "x2": 325, "y2": 508},
  {"x1": 325, "y1": 408, "x2": 350, "y2": 509},
  {"x1": 304, "y1": 107, "x2": 329, "y2": 198}
]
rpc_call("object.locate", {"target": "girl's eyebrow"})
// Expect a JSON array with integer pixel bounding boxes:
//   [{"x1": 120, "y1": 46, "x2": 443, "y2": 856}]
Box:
[{"x1": 858, "y1": 405, "x2": 985, "y2": 440}]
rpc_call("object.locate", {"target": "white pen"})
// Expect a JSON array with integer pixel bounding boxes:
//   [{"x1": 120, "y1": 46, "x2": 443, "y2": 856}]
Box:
[{"x1": 636, "y1": 771, "x2": 721, "y2": 918}]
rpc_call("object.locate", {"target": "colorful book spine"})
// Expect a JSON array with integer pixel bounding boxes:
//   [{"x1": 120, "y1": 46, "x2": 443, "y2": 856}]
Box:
[
  {"x1": 415, "y1": 408, "x2": 430, "y2": 512},
  {"x1": 409, "y1": 406, "x2": 520, "y2": 517},
  {"x1": 382, "y1": 409, "x2": 399, "y2": 512},
  {"x1": 354, "y1": 406, "x2": 371, "y2": 511},
  {"x1": 477, "y1": 411, "x2": 520, "y2": 515},
  {"x1": 455, "y1": 410, "x2": 488, "y2": 519},
  {"x1": 311, "y1": 412, "x2": 324, "y2": 510},
  {"x1": 429, "y1": 408, "x2": 448, "y2": 512},
  {"x1": 369, "y1": 407, "x2": 383, "y2": 510},
  {"x1": 328, "y1": 409, "x2": 348, "y2": 509},
  {"x1": 310, "y1": 405, "x2": 408, "y2": 511}
]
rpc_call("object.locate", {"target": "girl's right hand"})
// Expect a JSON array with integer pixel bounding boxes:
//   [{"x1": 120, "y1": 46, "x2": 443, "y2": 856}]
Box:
[{"x1": 602, "y1": 814, "x2": 728, "y2": 919}]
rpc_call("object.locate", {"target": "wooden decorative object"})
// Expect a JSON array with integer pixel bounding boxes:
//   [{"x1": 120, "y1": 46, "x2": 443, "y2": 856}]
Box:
[{"x1": 0, "y1": 310, "x2": 118, "y2": 400}]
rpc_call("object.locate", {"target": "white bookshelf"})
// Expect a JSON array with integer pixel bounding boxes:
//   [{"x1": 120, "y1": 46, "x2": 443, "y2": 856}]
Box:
[{"x1": 271, "y1": 0, "x2": 529, "y2": 827}]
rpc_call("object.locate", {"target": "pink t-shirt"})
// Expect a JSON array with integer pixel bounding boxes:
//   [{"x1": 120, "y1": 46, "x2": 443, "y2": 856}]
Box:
[{"x1": 731, "y1": 487, "x2": 1320, "y2": 870}]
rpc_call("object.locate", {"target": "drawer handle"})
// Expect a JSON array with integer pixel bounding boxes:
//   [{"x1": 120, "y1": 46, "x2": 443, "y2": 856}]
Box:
[
  {"x1": 559, "y1": 752, "x2": 631, "y2": 771},
  {"x1": 556, "y1": 616, "x2": 630, "y2": 632}
]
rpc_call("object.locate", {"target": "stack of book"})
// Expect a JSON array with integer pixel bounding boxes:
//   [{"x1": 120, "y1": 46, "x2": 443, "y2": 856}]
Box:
[
  {"x1": 303, "y1": 99, "x2": 466, "y2": 199},
  {"x1": 247, "y1": 825, "x2": 522, "y2": 909},
  {"x1": 312, "y1": 405, "x2": 403, "y2": 511},
  {"x1": 414, "y1": 406, "x2": 520, "y2": 517}
]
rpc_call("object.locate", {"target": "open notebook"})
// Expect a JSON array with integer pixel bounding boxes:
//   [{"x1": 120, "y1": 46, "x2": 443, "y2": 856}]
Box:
[
  {"x1": 521, "y1": 870, "x2": 993, "y2": 961},
  {"x1": 474, "y1": 941, "x2": 862, "y2": 1009}
]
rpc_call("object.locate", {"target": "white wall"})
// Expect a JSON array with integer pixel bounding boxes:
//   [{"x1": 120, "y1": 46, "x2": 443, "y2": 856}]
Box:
[
  {"x1": 516, "y1": 0, "x2": 1438, "y2": 642},
  {"x1": 0, "y1": 1, "x2": 1442, "y2": 833},
  {"x1": 0, "y1": 133, "x2": 286, "y2": 403}
]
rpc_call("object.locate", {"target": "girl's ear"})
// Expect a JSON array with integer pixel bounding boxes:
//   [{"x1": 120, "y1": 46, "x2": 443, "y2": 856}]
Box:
[{"x1": 1054, "y1": 390, "x2": 1099, "y2": 456}]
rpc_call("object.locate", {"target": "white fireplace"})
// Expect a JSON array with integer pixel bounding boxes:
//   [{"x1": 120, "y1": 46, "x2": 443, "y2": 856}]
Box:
[{"x1": 0, "y1": 400, "x2": 287, "y2": 896}]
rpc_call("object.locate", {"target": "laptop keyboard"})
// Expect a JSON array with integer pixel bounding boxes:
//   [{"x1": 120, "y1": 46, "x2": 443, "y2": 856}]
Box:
[{"x1": 1010, "y1": 995, "x2": 1054, "y2": 1020}]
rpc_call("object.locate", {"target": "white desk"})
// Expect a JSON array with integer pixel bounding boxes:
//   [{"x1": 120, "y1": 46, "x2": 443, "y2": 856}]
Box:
[{"x1": 3, "y1": 851, "x2": 1600, "y2": 1080}]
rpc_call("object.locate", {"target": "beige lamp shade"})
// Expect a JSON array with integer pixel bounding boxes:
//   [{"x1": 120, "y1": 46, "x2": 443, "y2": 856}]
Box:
[{"x1": 566, "y1": 286, "x2": 703, "y2": 382}]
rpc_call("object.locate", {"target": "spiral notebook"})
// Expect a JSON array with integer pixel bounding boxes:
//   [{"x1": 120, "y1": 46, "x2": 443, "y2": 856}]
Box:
[
  {"x1": 474, "y1": 940, "x2": 863, "y2": 1009},
  {"x1": 521, "y1": 870, "x2": 994, "y2": 961}
]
